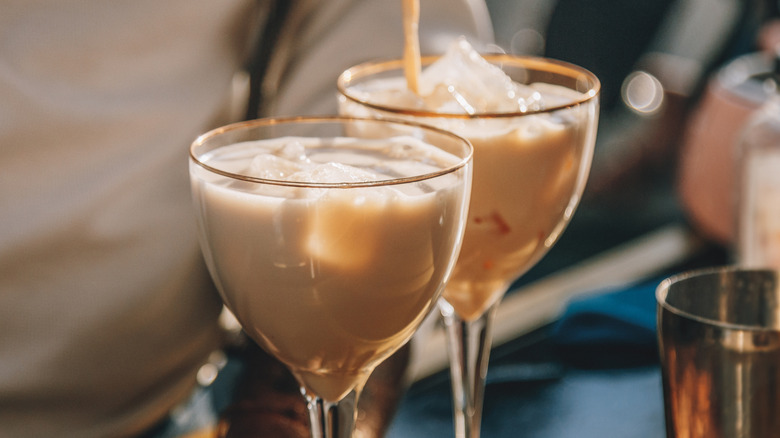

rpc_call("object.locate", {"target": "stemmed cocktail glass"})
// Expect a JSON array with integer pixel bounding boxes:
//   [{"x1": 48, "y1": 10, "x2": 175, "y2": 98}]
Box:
[
  {"x1": 338, "y1": 53, "x2": 600, "y2": 437},
  {"x1": 189, "y1": 116, "x2": 473, "y2": 437}
]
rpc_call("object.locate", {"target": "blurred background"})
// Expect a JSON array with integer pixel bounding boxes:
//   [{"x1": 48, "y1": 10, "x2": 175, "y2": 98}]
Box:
[
  {"x1": 484, "y1": 0, "x2": 776, "y2": 277},
  {"x1": 388, "y1": 1, "x2": 780, "y2": 436}
]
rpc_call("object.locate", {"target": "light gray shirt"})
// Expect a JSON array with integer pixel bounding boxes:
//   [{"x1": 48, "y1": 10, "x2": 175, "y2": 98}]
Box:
[{"x1": 0, "y1": 1, "x2": 493, "y2": 436}]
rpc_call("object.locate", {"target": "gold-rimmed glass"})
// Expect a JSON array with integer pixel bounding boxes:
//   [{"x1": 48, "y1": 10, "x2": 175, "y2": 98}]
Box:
[
  {"x1": 339, "y1": 56, "x2": 600, "y2": 437},
  {"x1": 189, "y1": 116, "x2": 473, "y2": 437}
]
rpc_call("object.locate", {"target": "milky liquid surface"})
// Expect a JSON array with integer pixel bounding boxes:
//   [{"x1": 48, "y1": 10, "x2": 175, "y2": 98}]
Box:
[
  {"x1": 190, "y1": 136, "x2": 469, "y2": 401},
  {"x1": 340, "y1": 40, "x2": 597, "y2": 321}
]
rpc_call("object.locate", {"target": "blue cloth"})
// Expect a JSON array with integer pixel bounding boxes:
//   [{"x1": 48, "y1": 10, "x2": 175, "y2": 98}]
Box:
[{"x1": 550, "y1": 278, "x2": 661, "y2": 367}]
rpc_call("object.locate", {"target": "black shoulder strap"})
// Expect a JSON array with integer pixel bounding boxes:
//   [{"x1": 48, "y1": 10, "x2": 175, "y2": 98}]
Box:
[{"x1": 244, "y1": 0, "x2": 294, "y2": 120}]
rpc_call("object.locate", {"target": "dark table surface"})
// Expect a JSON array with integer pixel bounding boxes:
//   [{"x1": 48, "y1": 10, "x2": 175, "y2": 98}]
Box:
[
  {"x1": 387, "y1": 326, "x2": 666, "y2": 438},
  {"x1": 385, "y1": 173, "x2": 730, "y2": 438}
]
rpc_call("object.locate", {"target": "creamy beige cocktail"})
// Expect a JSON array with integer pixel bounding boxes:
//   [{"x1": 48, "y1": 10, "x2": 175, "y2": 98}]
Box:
[
  {"x1": 339, "y1": 41, "x2": 599, "y2": 438},
  {"x1": 338, "y1": 39, "x2": 599, "y2": 321},
  {"x1": 190, "y1": 118, "x2": 471, "y2": 404}
]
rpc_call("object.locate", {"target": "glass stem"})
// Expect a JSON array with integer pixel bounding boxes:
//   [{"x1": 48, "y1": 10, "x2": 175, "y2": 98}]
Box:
[
  {"x1": 304, "y1": 388, "x2": 360, "y2": 438},
  {"x1": 441, "y1": 301, "x2": 499, "y2": 438}
]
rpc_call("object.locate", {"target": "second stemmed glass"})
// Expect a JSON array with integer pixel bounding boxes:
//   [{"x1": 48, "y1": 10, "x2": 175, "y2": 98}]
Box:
[
  {"x1": 189, "y1": 116, "x2": 473, "y2": 437},
  {"x1": 338, "y1": 55, "x2": 600, "y2": 437}
]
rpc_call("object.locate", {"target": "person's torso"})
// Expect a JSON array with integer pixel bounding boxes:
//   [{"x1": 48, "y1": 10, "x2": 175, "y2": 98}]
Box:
[{"x1": 0, "y1": 1, "x2": 255, "y2": 436}]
